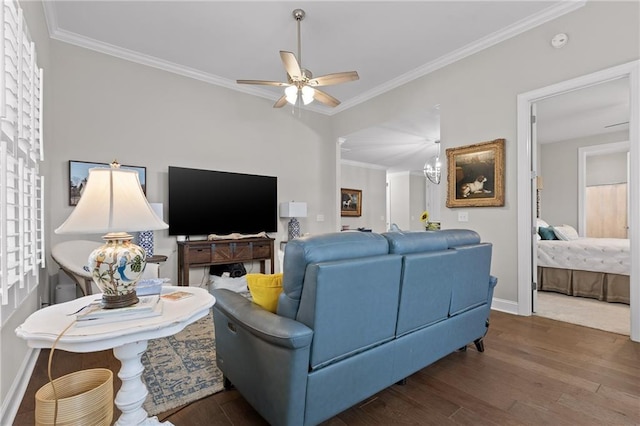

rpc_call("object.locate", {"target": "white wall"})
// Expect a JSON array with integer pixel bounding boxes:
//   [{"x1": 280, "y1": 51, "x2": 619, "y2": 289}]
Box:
[
  {"x1": 340, "y1": 162, "x2": 387, "y2": 232},
  {"x1": 586, "y1": 151, "x2": 628, "y2": 186},
  {"x1": 332, "y1": 1, "x2": 639, "y2": 303},
  {"x1": 540, "y1": 130, "x2": 627, "y2": 228},
  {"x1": 46, "y1": 40, "x2": 338, "y2": 285}
]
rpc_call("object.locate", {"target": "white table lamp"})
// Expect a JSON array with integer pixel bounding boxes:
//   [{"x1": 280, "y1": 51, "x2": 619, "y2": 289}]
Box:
[
  {"x1": 280, "y1": 201, "x2": 307, "y2": 241},
  {"x1": 55, "y1": 162, "x2": 168, "y2": 308}
]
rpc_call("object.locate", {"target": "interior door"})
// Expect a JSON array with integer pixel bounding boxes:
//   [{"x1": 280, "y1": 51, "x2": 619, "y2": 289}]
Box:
[{"x1": 531, "y1": 103, "x2": 539, "y2": 313}]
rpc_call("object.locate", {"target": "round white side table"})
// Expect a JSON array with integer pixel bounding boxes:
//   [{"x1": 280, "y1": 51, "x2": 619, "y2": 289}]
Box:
[{"x1": 16, "y1": 286, "x2": 215, "y2": 426}]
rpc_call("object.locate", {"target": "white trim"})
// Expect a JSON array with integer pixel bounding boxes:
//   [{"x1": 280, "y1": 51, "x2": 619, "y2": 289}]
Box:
[
  {"x1": 42, "y1": 1, "x2": 585, "y2": 117},
  {"x1": 491, "y1": 298, "x2": 519, "y2": 315},
  {"x1": 0, "y1": 348, "x2": 40, "y2": 425},
  {"x1": 577, "y1": 140, "x2": 630, "y2": 236},
  {"x1": 517, "y1": 60, "x2": 640, "y2": 342}
]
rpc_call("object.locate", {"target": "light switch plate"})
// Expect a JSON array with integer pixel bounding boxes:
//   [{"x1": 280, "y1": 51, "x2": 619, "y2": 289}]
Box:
[{"x1": 458, "y1": 211, "x2": 469, "y2": 222}]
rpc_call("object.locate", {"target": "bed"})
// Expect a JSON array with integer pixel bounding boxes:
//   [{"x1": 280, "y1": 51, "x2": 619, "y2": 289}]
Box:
[{"x1": 537, "y1": 236, "x2": 630, "y2": 304}]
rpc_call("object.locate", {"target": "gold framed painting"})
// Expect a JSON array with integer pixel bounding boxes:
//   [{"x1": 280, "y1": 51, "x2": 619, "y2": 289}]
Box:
[
  {"x1": 446, "y1": 138, "x2": 505, "y2": 208},
  {"x1": 341, "y1": 188, "x2": 362, "y2": 217}
]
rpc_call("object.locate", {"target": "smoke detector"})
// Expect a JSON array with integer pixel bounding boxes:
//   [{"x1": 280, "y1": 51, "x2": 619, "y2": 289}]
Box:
[{"x1": 551, "y1": 33, "x2": 568, "y2": 49}]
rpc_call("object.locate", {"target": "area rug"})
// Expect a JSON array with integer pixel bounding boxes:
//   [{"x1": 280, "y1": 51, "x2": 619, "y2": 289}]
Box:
[
  {"x1": 141, "y1": 310, "x2": 224, "y2": 415},
  {"x1": 536, "y1": 291, "x2": 630, "y2": 335}
]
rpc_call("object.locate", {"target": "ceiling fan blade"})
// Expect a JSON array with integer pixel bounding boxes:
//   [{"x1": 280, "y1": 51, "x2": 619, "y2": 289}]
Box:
[
  {"x1": 280, "y1": 51, "x2": 302, "y2": 80},
  {"x1": 309, "y1": 71, "x2": 359, "y2": 87},
  {"x1": 313, "y1": 88, "x2": 340, "y2": 107},
  {"x1": 237, "y1": 79, "x2": 289, "y2": 87},
  {"x1": 273, "y1": 95, "x2": 288, "y2": 108}
]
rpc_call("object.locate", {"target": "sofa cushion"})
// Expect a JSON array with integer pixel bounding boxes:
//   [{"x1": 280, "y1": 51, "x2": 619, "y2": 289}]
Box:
[
  {"x1": 278, "y1": 232, "x2": 389, "y2": 319},
  {"x1": 297, "y1": 254, "x2": 402, "y2": 370},
  {"x1": 448, "y1": 243, "x2": 493, "y2": 315},
  {"x1": 437, "y1": 229, "x2": 482, "y2": 248},
  {"x1": 383, "y1": 231, "x2": 448, "y2": 254},
  {"x1": 395, "y1": 250, "x2": 457, "y2": 335},
  {"x1": 247, "y1": 273, "x2": 283, "y2": 313},
  {"x1": 383, "y1": 229, "x2": 481, "y2": 254}
]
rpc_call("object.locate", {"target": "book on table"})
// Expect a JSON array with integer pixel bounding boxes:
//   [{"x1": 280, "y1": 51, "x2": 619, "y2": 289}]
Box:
[{"x1": 75, "y1": 295, "x2": 163, "y2": 326}]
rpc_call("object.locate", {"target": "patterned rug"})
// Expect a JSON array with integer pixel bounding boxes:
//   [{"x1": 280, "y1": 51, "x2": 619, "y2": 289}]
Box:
[{"x1": 141, "y1": 310, "x2": 224, "y2": 415}]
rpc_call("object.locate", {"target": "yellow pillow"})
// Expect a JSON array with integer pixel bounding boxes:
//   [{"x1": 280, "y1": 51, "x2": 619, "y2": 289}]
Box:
[{"x1": 246, "y1": 273, "x2": 283, "y2": 313}]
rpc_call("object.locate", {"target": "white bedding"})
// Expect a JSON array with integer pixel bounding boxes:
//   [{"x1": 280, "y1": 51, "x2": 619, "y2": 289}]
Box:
[{"x1": 537, "y1": 238, "x2": 630, "y2": 276}]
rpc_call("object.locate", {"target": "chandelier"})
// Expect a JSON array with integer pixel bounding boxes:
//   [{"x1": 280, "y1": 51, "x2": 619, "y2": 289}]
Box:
[{"x1": 423, "y1": 140, "x2": 441, "y2": 185}]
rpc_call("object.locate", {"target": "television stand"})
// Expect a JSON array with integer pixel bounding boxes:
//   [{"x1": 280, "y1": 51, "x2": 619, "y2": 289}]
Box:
[{"x1": 177, "y1": 237, "x2": 275, "y2": 286}]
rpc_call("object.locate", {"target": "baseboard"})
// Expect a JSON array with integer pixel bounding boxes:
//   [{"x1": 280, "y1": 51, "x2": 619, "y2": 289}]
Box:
[
  {"x1": 491, "y1": 297, "x2": 519, "y2": 315},
  {"x1": 1, "y1": 347, "x2": 40, "y2": 425}
]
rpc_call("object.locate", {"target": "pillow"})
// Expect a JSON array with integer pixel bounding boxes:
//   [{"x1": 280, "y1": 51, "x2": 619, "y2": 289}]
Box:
[
  {"x1": 538, "y1": 226, "x2": 558, "y2": 240},
  {"x1": 246, "y1": 273, "x2": 283, "y2": 313},
  {"x1": 553, "y1": 225, "x2": 580, "y2": 241},
  {"x1": 536, "y1": 218, "x2": 549, "y2": 230}
]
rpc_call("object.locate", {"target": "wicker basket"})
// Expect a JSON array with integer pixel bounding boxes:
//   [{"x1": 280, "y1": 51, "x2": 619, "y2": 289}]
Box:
[{"x1": 35, "y1": 368, "x2": 113, "y2": 426}]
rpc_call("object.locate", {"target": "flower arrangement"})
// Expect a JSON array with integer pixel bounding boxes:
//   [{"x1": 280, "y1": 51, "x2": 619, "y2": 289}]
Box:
[
  {"x1": 420, "y1": 211, "x2": 429, "y2": 224},
  {"x1": 420, "y1": 210, "x2": 440, "y2": 231}
]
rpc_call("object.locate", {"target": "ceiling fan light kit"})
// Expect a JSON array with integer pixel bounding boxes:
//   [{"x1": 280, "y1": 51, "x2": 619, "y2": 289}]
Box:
[{"x1": 237, "y1": 8, "x2": 359, "y2": 109}]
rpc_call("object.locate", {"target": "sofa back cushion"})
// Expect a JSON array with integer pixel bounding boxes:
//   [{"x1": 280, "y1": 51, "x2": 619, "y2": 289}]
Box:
[
  {"x1": 448, "y1": 243, "x2": 493, "y2": 315},
  {"x1": 297, "y1": 254, "x2": 402, "y2": 370},
  {"x1": 278, "y1": 232, "x2": 390, "y2": 319},
  {"x1": 383, "y1": 230, "x2": 493, "y2": 333},
  {"x1": 394, "y1": 250, "x2": 457, "y2": 335}
]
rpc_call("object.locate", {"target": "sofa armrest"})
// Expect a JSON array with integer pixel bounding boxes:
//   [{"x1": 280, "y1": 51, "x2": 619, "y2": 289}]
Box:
[
  {"x1": 490, "y1": 275, "x2": 498, "y2": 289},
  {"x1": 212, "y1": 289, "x2": 313, "y2": 349}
]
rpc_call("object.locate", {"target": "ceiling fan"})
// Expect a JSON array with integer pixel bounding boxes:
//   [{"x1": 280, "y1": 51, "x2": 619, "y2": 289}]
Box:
[{"x1": 237, "y1": 9, "x2": 359, "y2": 108}]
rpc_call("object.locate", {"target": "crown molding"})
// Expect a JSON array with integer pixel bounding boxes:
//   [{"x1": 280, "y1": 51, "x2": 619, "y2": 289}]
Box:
[
  {"x1": 330, "y1": 0, "x2": 587, "y2": 115},
  {"x1": 43, "y1": 1, "x2": 586, "y2": 117}
]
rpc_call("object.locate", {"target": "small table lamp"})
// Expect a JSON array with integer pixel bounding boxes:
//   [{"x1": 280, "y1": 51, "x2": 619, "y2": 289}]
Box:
[
  {"x1": 55, "y1": 162, "x2": 168, "y2": 308},
  {"x1": 137, "y1": 203, "x2": 163, "y2": 257},
  {"x1": 280, "y1": 201, "x2": 307, "y2": 241}
]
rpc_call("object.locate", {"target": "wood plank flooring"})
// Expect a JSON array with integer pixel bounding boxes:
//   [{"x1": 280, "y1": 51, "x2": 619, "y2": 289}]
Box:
[{"x1": 14, "y1": 311, "x2": 640, "y2": 425}]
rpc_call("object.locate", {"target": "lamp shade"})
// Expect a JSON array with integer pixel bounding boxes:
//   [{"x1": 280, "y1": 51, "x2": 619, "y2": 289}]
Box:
[
  {"x1": 55, "y1": 165, "x2": 168, "y2": 308},
  {"x1": 279, "y1": 202, "x2": 307, "y2": 218},
  {"x1": 55, "y1": 168, "x2": 168, "y2": 234}
]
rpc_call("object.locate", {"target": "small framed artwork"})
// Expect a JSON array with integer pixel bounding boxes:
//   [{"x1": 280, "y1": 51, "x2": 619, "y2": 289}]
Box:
[
  {"x1": 69, "y1": 160, "x2": 147, "y2": 206},
  {"x1": 446, "y1": 138, "x2": 505, "y2": 208},
  {"x1": 341, "y1": 188, "x2": 362, "y2": 217}
]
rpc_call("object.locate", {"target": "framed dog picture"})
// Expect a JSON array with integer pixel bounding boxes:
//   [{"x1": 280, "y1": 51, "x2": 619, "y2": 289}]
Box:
[
  {"x1": 341, "y1": 188, "x2": 362, "y2": 217},
  {"x1": 446, "y1": 139, "x2": 505, "y2": 208}
]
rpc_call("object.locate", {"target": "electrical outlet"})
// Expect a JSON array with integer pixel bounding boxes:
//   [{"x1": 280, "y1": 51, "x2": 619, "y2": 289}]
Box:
[
  {"x1": 458, "y1": 211, "x2": 469, "y2": 222},
  {"x1": 317, "y1": 214, "x2": 325, "y2": 222}
]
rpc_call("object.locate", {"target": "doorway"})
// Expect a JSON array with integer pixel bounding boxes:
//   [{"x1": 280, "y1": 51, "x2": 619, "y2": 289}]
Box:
[
  {"x1": 516, "y1": 61, "x2": 639, "y2": 342},
  {"x1": 533, "y1": 82, "x2": 631, "y2": 335}
]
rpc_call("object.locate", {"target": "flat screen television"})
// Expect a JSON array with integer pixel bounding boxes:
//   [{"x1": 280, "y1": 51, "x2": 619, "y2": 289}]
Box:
[{"x1": 168, "y1": 166, "x2": 277, "y2": 236}]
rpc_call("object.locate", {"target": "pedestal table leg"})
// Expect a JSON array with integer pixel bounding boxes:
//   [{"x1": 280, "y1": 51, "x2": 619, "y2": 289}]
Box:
[{"x1": 113, "y1": 340, "x2": 173, "y2": 425}]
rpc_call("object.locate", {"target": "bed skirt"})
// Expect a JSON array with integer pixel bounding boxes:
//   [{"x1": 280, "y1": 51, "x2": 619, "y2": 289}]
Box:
[{"x1": 537, "y1": 267, "x2": 629, "y2": 305}]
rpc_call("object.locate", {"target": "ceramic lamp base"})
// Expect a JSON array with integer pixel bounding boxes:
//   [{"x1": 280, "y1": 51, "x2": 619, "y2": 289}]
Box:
[
  {"x1": 89, "y1": 232, "x2": 146, "y2": 309},
  {"x1": 288, "y1": 218, "x2": 301, "y2": 240}
]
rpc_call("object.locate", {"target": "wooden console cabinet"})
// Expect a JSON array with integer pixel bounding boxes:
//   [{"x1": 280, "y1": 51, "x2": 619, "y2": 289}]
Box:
[{"x1": 177, "y1": 238, "x2": 275, "y2": 286}]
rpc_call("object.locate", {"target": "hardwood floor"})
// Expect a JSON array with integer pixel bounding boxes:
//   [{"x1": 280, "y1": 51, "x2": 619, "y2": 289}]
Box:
[{"x1": 15, "y1": 311, "x2": 640, "y2": 425}]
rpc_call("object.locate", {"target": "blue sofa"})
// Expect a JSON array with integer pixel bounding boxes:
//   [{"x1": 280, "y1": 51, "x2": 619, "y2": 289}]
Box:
[{"x1": 212, "y1": 230, "x2": 497, "y2": 426}]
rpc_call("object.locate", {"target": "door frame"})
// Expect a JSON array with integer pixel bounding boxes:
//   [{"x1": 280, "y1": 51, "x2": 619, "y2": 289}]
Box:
[{"x1": 516, "y1": 60, "x2": 639, "y2": 342}]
